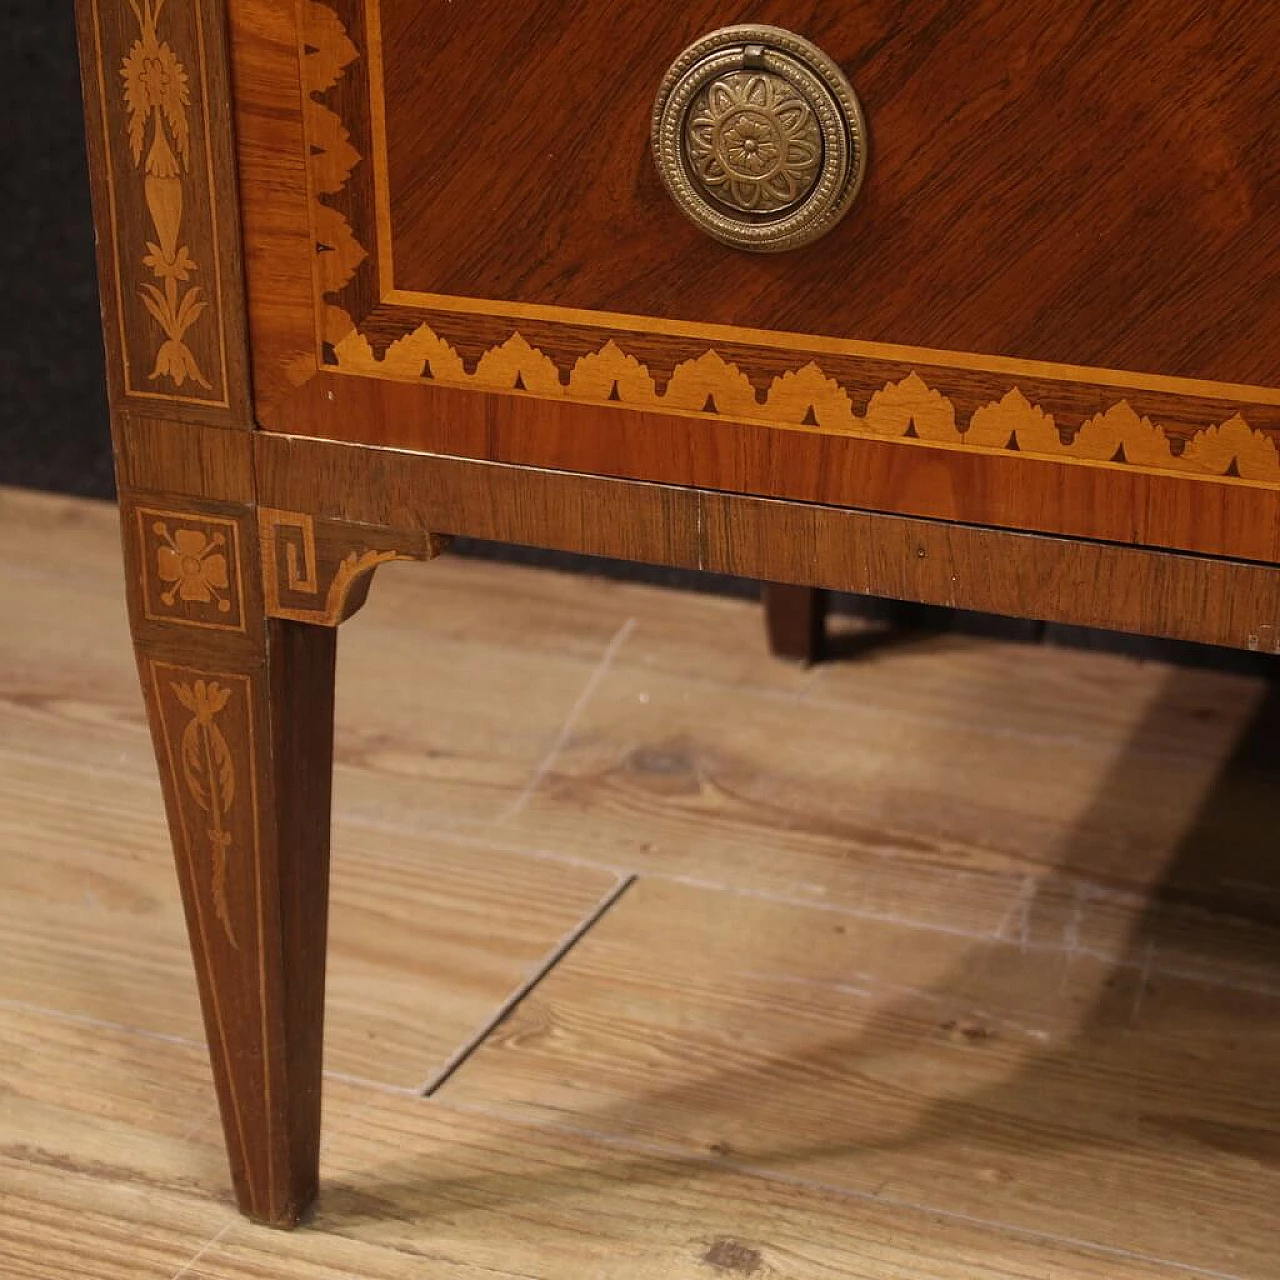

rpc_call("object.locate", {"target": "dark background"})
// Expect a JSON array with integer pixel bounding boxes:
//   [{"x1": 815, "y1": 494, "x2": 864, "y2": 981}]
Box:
[
  {"x1": 4, "y1": 2, "x2": 114, "y2": 499},
  {"x1": 2, "y1": 3, "x2": 1271, "y2": 676}
]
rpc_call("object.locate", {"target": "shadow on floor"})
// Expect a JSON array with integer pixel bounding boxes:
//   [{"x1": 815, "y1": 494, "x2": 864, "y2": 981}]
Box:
[{"x1": 323, "y1": 665, "x2": 1280, "y2": 1267}]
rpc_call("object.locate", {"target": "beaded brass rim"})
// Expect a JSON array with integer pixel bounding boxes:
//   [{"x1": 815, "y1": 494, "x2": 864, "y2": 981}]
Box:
[{"x1": 651, "y1": 25, "x2": 867, "y2": 253}]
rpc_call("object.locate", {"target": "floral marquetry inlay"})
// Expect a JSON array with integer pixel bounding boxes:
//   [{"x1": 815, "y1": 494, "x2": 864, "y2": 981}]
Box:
[
  {"x1": 137, "y1": 507, "x2": 246, "y2": 631},
  {"x1": 120, "y1": 0, "x2": 209, "y2": 389},
  {"x1": 148, "y1": 663, "x2": 259, "y2": 954},
  {"x1": 155, "y1": 521, "x2": 230, "y2": 611},
  {"x1": 302, "y1": 1, "x2": 366, "y2": 351},
  {"x1": 330, "y1": 328, "x2": 1280, "y2": 485},
  {"x1": 172, "y1": 677, "x2": 239, "y2": 947}
]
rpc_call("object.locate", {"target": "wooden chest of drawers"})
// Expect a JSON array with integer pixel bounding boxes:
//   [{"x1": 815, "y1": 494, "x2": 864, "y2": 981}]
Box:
[{"x1": 76, "y1": 0, "x2": 1280, "y2": 1225}]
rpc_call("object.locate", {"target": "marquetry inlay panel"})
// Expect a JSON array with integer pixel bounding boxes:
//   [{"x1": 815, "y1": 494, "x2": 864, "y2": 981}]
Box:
[
  {"x1": 287, "y1": 0, "x2": 1280, "y2": 492},
  {"x1": 329, "y1": 333, "x2": 1280, "y2": 485},
  {"x1": 136, "y1": 505, "x2": 247, "y2": 631},
  {"x1": 259, "y1": 507, "x2": 447, "y2": 625},
  {"x1": 78, "y1": 0, "x2": 247, "y2": 420},
  {"x1": 147, "y1": 661, "x2": 258, "y2": 950}
]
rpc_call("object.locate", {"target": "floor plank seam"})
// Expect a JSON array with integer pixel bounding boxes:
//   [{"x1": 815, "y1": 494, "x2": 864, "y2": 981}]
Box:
[
  {"x1": 333, "y1": 814, "x2": 635, "y2": 880},
  {"x1": 429, "y1": 1097, "x2": 1247, "y2": 1280},
  {"x1": 321, "y1": 1070, "x2": 421, "y2": 1098},
  {"x1": 643, "y1": 874, "x2": 1280, "y2": 996},
  {"x1": 732, "y1": 969, "x2": 1056, "y2": 1041},
  {"x1": 0, "y1": 746, "x2": 159, "y2": 789},
  {"x1": 169, "y1": 1220, "x2": 237, "y2": 1280},
  {"x1": 334, "y1": 814, "x2": 1270, "y2": 987},
  {"x1": 331, "y1": 776, "x2": 1278, "y2": 958},
  {"x1": 498, "y1": 616, "x2": 637, "y2": 820},
  {"x1": 0, "y1": 997, "x2": 204, "y2": 1049},
  {"x1": 417, "y1": 874, "x2": 638, "y2": 1097},
  {"x1": 0, "y1": 998, "x2": 449, "y2": 1098}
]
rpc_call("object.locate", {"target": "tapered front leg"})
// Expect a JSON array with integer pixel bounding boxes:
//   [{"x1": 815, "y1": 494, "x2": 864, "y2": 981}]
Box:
[
  {"x1": 121, "y1": 493, "x2": 445, "y2": 1224},
  {"x1": 124, "y1": 495, "x2": 336, "y2": 1225}
]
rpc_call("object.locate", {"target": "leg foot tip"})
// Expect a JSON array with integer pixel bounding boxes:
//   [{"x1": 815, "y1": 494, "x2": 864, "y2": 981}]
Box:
[{"x1": 244, "y1": 1190, "x2": 318, "y2": 1230}]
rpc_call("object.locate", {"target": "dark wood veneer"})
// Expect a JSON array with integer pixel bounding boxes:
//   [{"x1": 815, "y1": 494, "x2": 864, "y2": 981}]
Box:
[
  {"x1": 763, "y1": 583, "x2": 828, "y2": 665},
  {"x1": 255, "y1": 433, "x2": 1280, "y2": 657},
  {"x1": 282, "y1": 372, "x2": 1280, "y2": 565},
  {"x1": 383, "y1": 0, "x2": 1280, "y2": 385}
]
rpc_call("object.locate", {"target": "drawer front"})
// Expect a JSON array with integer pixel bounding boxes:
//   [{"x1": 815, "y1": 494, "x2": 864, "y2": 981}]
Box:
[{"x1": 230, "y1": 0, "x2": 1280, "y2": 560}]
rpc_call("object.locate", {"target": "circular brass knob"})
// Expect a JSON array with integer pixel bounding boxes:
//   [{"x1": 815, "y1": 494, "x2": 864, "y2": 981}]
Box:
[{"x1": 651, "y1": 25, "x2": 867, "y2": 253}]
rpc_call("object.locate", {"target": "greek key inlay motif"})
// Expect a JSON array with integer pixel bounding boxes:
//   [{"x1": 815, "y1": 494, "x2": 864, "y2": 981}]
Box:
[{"x1": 259, "y1": 508, "x2": 404, "y2": 626}]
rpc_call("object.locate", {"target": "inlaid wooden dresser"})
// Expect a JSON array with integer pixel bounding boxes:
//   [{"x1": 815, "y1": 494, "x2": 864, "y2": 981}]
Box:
[{"x1": 76, "y1": 0, "x2": 1280, "y2": 1226}]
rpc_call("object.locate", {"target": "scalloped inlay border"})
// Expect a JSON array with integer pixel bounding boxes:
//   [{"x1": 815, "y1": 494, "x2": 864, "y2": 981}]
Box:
[
  {"x1": 328, "y1": 328, "x2": 1280, "y2": 484},
  {"x1": 302, "y1": 1, "x2": 1280, "y2": 488}
]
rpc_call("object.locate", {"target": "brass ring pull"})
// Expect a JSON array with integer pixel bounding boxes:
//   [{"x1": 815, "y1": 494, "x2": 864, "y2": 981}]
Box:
[{"x1": 651, "y1": 26, "x2": 867, "y2": 253}]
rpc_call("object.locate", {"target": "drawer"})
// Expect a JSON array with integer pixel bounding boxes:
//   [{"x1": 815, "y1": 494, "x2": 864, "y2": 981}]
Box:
[{"x1": 228, "y1": 0, "x2": 1280, "y2": 560}]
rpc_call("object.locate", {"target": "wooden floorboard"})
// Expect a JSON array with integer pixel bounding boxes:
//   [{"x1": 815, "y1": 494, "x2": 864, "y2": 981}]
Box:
[
  {"x1": 1, "y1": 485, "x2": 1277, "y2": 1277},
  {"x1": 0, "y1": 1009, "x2": 1220, "y2": 1280},
  {"x1": 441, "y1": 876, "x2": 1280, "y2": 1276}
]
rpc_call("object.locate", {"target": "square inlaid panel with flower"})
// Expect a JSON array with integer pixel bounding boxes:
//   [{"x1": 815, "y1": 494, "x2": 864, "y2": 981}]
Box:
[{"x1": 135, "y1": 505, "x2": 246, "y2": 631}]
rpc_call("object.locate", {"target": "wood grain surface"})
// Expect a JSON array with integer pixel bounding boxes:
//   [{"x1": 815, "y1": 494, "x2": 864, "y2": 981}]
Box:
[
  {"x1": 117, "y1": 413, "x2": 256, "y2": 501},
  {"x1": 119, "y1": 490, "x2": 337, "y2": 1225},
  {"x1": 275, "y1": 374, "x2": 1280, "y2": 564},
  {"x1": 3, "y1": 487, "x2": 1277, "y2": 1277},
  {"x1": 256, "y1": 433, "x2": 1280, "y2": 652},
  {"x1": 70, "y1": 0, "x2": 1280, "y2": 1245},
  {"x1": 2, "y1": 1014, "x2": 1218, "y2": 1280},
  {"x1": 228, "y1": 0, "x2": 1280, "y2": 563},
  {"x1": 442, "y1": 875, "x2": 1280, "y2": 1277},
  {"x1": 376, "y1": 0, "x2": 1280, "y2": 387}
]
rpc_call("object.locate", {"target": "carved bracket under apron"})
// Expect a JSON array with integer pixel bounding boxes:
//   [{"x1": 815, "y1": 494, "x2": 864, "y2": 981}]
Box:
[
  {"x1": 123, "y1": 493, "x2": 449, "y2": 984},
  {"x1": 258, "y1": 507, "x2": 448, "y2": 625}
]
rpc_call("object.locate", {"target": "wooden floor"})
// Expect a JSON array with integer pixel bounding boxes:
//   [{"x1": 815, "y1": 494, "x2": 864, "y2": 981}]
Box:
[{"x1": 2, "y1": 485, "x2": 1279, "y2": 1279}]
